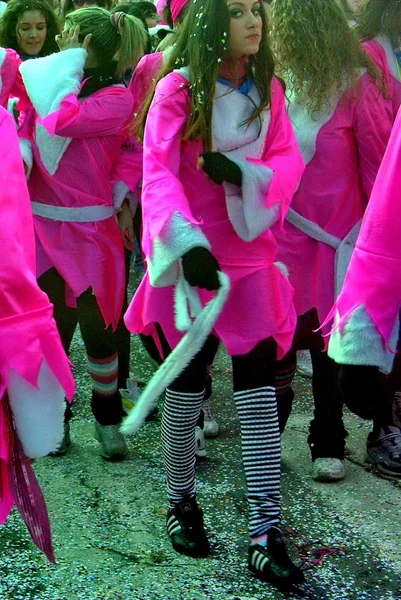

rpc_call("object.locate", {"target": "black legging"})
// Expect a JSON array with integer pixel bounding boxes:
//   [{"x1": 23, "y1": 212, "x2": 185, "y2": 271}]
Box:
[{"x1": 38, "y1": 267, "x2": 124, "y2": 425}]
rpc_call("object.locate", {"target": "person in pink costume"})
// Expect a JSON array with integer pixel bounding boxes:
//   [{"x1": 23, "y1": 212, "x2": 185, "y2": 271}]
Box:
[
  {"x1": 0, "y1": 47, "x2": 21, "y2": 107},
  {"x1": 327, "y1": 105, "x2": 401, "y2": 478},
  {"x1": 0, "y1": 104, "x2": 75, "y2": 561},
  {"x1": 18, "y1": 8, "x2": 147, "y2": 460},
  {"x1": 357, "y1": 0, "x2": 401, "y2": 120},
  {"x1": 125, "y1": 0, "x2": 306, "y2": 589},
  {"x1": 269, "y1": 0, "x2": 393, "y2": 483}
]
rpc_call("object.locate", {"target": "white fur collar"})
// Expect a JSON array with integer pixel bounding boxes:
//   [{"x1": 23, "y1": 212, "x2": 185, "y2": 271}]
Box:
[
  {"x1": 174, "y1": 66, "x2": 270, "y2": 160},
  {"x1": 375, "y1": 35, "x2": 400, "y2": 82},
  {"x1": 20, "y1": 49, "x2": 86, "y2": 175}
]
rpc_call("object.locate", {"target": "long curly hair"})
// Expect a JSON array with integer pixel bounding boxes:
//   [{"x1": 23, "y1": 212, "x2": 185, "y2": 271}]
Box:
[
  {"x1": 0, "y1": 0, "x2": 60, "y2": 57},
  {"x1": 136, "y1": 0, "x2": 274, "y2": 152},
  {"x1": 270, "y1": 0, "x2": 382, "y2": 115},
  {"x1": 356, "y1": 0, "x2": 401, "y2": 43}
]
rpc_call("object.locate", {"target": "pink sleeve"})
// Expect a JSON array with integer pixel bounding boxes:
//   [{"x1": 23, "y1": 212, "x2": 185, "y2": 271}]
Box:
[
  {"x1": 141, "y1": 72, "x2": 200, "y2": 256},
  {"x1": 249, "y1": 78, "x2": 305, "y2": 226},
  {"x1": 41, "y1": 86, "x2": 134, "y2": 139},
  {"x1": 0, "y1": 107, "x2": 74, "y2": 399},
  {"x1": 352, "y1": 74, "x2": 393, "y2": 202},
  {"x1": 129, "y1": 52, "x2": 163, "y2": 115}
]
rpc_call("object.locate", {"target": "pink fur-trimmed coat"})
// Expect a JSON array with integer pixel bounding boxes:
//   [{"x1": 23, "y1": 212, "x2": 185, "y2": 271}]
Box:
[
  {"x1": 18, "y1": 49, "x2": 133, "y2": 329},
  {"x1": 272, "y1": 73, "x2": 393, "y2": 327},
  {"x1": 124, "y1": 72, "x2": 305, "y2": 358},
  {"x1": 328, "y1": 106, "x2": 401, "y2": 372},
  {"x1": 0, "y1": 106, "x2": 74, "y2": 524}
]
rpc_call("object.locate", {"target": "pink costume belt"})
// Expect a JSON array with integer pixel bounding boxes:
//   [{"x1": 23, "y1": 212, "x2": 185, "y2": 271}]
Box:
[{"x1": 31, "y1": 202, "x2": 115, "y2": 223}]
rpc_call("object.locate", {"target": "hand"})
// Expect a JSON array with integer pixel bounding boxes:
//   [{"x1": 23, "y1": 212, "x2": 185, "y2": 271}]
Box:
[
  {"x1": 338, "y1": 365, "x2": 386, "y2": 420},
  {"x1": 197, "y1": 152, "x2": 242, "y2": 186},
  {"x1": 182, "y1": 247, "x2": 221, "y2": 291},
  {"x1": 56, "y1": 25, "x2": 92, "y2": 52},
  {"x1": 117, "y1": 200, "x2": 135, "y2": 252}
]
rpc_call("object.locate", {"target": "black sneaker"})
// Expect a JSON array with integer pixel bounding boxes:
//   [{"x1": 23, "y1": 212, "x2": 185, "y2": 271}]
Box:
[
  {"x1": 366, "y1": 425, "x2": 401, "y2": 477},
  {"x1": 248, "y1": 527, "x2": 305, "y2": 588},
  {"x1": 166, "y1": 497, "x2": 210, "y2": 558}
]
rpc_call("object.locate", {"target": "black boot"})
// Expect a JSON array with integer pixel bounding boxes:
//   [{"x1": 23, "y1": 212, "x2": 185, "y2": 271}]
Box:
[
  {"x1": 166, "y1": 497, "x2": 210, "y2": 558},
  {"x1": 248, "y1": 527, "x2": 305, "y2": 588}
]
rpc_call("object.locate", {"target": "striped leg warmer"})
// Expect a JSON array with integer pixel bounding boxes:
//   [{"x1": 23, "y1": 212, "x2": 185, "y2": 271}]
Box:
[
  {"x1": 161, "y1": 389, "x2": 205, "y2": 507},
  {"x1": 87, "y1": 353, "x2": 119, "y2": 398},
  {"x1": 234, "y1": 386, "x2": 281, "y2": 538}
]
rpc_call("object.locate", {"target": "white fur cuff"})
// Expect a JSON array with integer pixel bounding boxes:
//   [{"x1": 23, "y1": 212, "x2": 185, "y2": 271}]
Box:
[
  {"x1": 328, "y1": 306, "x2": 398, "y2": 374},
  {"x1": 223, "y1": 159, "x2": 278, "y2": 242},
  {"x1": 148, "y1": 211, "x2": 211, "y2": 287}
]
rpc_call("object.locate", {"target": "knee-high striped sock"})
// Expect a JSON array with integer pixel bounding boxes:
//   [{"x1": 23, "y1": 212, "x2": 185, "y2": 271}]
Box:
[
  {"x1": 161, "y1": 388, "x2": 204, "y2": 507},
  {"x1": 234, "y1": 386, "x2": 281, "y2": 540},
  {"x1": 87, "y1": 353, "x2": 119, "y2": 398}
]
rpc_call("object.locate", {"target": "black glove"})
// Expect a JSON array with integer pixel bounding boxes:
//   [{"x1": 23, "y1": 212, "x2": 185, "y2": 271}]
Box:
[
  {"x1": 201, "y1": 152, "x2": 242, "y2": 186},
  {"x1": 338, "y1": 364, "x2": 386, "y2": 420},
  {"x1": 182, "y1": 247, "x2": 221, "y2": 291}
]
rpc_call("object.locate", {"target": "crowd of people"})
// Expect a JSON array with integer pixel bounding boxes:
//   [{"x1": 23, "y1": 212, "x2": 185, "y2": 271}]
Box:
[{"x1": 1, "y1": 0, "x2": 401, "y2": 591}]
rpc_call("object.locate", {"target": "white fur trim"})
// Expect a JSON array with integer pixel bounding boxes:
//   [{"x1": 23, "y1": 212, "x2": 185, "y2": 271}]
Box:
[
  {"x1": 20, "y1": 49, "x2": 86, "y2": 175},
  {"x1": 328, "y1": 306, "x2": 398, "y2": 374},
  {"x1": 375, "y1": 35, "x2": 400, "y2": 82},
  {"x1": 7, "y1": 360, "x2": 66, "y2": 458},
  {"x1": 148, "y1": 211, "x2": 211, "y2": 287},
  {"x1": 0, "y1": 2, "x2": 6, "y2": 17},
  {"x1": 287, "y1": 72, "x2": 364, "y2": 165},
  {"x1": 113, "y1": 181, "x2": 130, "y2": 213},
  {"x1": 224, "y1": 160, "x2": 277, "y2": 241},
  {"x1": 19, "y1": 48, "x2": 86, "y2": 119},
  {"x1": 120, "y1": 271, "x2": 230, "y2": 435},
  {"x1": 0, "y1": 47, "x2": 5, "y2": 99},
  {"x1": 19, "y1": 138, "x2": 33, "y2": 179}
]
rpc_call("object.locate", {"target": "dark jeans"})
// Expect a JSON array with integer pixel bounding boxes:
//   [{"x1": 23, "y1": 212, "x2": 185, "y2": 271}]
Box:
[{"x1": 38, "y1": 268, "x2": 124, "y2": 426}]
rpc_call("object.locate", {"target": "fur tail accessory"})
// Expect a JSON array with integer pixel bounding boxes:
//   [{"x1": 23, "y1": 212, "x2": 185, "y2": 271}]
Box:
[{"x1": 120, "y1": 271, "x2": 230, "y2": 435}]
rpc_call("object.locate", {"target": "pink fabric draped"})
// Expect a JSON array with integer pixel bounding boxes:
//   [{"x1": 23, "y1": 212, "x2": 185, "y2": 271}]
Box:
[
  {"x1": 273, "y1": 73, "x2": 393, "y2": 326},
  {"x1": 0, "y1": 48, "x2": 30, "y2": 111},
  {"x1": 364, "y1": 38, "x2": 401, "y2": 120},
  {"x1": 326, "y1": 106, "x2": 401, "y2": 349},
  {"x1": 125, "y1": 75, "x2": 304, "y2": 358},
  {"x1": 20, "y1": 86, "x2": 133, "y2": 328},
  {"x1": 171, "y1": 0, "x2": 189, "y2": 22},
  {"x1": 0, "y1": 106, "x2": 74, "y2": 537}
]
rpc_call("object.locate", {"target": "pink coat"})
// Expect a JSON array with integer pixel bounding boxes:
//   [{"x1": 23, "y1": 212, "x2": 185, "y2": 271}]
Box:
[
  {"x1": 125, "y1": 73, "x2": 305, "y2": 358},
  {"x1": 0, "y1": 47, "x2": 30, "y2": 111},
  {"x1": 364, "y1": 36, "x2": 401, "y2": 120},
  {"x1": 328, "y1": 106, "x2": 401, "y2": 370},
  {"x1": 272, "y1": 73, "x2": 393, "y2": 327},
  {"x1": 0, "y1": 106, "x2": 74, "y2": 524},
  {"x1": 19, "y1": 50, "x2": 133, "y2": 328}
]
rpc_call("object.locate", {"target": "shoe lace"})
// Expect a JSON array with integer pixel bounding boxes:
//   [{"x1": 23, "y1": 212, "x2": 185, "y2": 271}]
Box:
[{"x1": 379, "y1": 429, "x2": 401, "y2": 459}]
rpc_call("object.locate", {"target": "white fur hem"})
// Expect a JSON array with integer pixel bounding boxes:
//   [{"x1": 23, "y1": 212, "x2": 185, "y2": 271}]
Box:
[
  {"x1": 19, "y1": 138, "x2": 33, "y2": 179},
  {"x1": 148, "y1": 211, "x2": 211, "y2": 287},
  {"x1": 223, "y1": 159, "x2": 278, "y2": 242},
  {"x1": 7, "y1": 360, "x2": 66, "y2": 458},
  {"x1": 328, "y1": 306, "x2": 398, "y2": 374}
]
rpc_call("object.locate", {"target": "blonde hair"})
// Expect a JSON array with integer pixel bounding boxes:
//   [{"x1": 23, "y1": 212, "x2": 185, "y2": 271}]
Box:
[{"x1": 66, "y1": 7, "x2": 148, "y2": 77}]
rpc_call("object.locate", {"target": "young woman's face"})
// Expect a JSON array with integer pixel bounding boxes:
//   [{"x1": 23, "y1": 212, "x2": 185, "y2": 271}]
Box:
[
  {"x1": 145, "y1": 13, "x2": 160, "y2": 28},
  {"x1": 16, "y1": 10, "x2": 47, "y2": 56},
  {"x1": 228, "y1": 0, "x2": 263, "y2": 59}
]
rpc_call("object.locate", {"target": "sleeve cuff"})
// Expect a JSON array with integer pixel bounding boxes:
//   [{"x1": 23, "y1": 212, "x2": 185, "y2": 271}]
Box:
[
  {"x1": 148, "y1": 211, "x2": 211, "y2": 287},
  {"x1": 328, "y1": 305, "x2": 398, "y2": 374},
  {"x1": 223, "y1": 159, "x2": 279, "y2": 241},
  {"x1": 19, "y1": 48, "x2": 86, "y2": 118}
]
